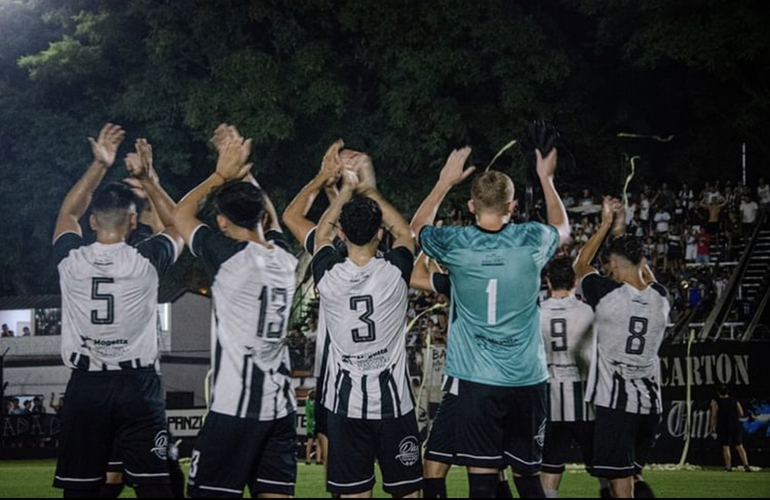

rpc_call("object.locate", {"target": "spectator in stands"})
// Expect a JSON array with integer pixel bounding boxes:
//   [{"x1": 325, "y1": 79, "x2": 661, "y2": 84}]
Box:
[
  {"x1": 758, "y1": 178, "x2": 770, "y2": 220},
  {"x1": 50, "y1": 393, "x2": 65, "y2": 415},
  {"x1": 710, "y1": 386, "x2": 751, "y2": 473},
  {"x1": 1, "y1": 324, "x2": 14, "y2": 337},
  {"x1": 654, "y1": 207, "x2": 672, "y2": 235},
  {"x1": 22, "y1": 400, "x2": 32, "y2": 415},
  {"x1": 580, "y1": 188, "x2": 593, "y2": 206},
  {"x1": 32, "y1": 397, "x2": 46, "y2": 415},
  {"x1": 696, "y1": 228, "x2": 712, "y2": 265},
  {"x1": 685, "y1": 228, "x2": 699, "y2": 263},
  {"x1": 305, "y1": 390, "x2": 322, "y2": 466},
  {"x1": 21, "y1": 326, "x2": 31, "y2": 337},
  {"x1": 667, "y1": 230, "x2": 684, "y2": 274},
  {"x1": 702, "y1": 197, "x2": 727, "y2": 237},
  {"x1": 740, "y1": 195, "x2": 759, "y2": 237},
  {"x1": 672, "y1": 199, "x2": 687, "y2": 232},
  {"x1": 679, "y1": 183, "x2": 696, "y2": 209},
  {"x1": 659, "y1": 183, "x2": 675, "y2": 210},
  {"x1": 9, "y1": 398, "x2": 22, "y2": 415},
  {"x1": 639, "y1": 193, "x2": 651, "y2": 231}
]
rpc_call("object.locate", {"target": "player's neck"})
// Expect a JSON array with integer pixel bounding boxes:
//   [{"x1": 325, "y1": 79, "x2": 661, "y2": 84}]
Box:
[
  {"x1": 616, "y1": 268, "x2": 648, "y2": 291},
  {"x1": 226, "y1": 225, "x2": 269, "y2": 247},
  {"x1": 550, "y1": 290, "x2": 574, "y2": 299},
  {"x1": 475, "y1": 212, "x2": 509, "y2": 232},
  {"x1": 346, "y1": 244, "x2": 377, "y2": 267},
  {"x1": 96, "y1": 230, "x2": 127, "y2": 245}
]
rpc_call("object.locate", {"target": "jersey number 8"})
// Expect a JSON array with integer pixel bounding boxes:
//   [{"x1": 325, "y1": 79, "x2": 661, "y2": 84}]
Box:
[{"x1": 626, "y1": 317, "x2": 649, "y2": 355}]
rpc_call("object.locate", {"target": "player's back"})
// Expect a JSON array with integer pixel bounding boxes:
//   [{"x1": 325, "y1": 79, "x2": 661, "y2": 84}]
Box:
[
  {"x1": 582, "y1": 274, "x2": 670, "y2": 414},
  {"x1": 419, "y1": 223, "x2": 560, "y2": 388},
  {"x1": 192, "y1": 226, "x2": 298, "y2": 421},
  {"x1": 56, "y1": 234, "x2": 177, "y2": 371},
  {"x1": 313, "y1": 246, "x2": 413, "y2": 420},
  {"x1": 540, "y1": 296, "x2": 595, "y2": 422}
]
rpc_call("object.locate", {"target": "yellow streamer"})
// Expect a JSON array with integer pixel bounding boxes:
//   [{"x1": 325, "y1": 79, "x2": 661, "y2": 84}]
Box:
[
  {"x1": 624, "y1": 156, "x2": 640, "y2": 212},
  {"x1": 485, "y1": 140, "x2": 518, "y2": 172}
]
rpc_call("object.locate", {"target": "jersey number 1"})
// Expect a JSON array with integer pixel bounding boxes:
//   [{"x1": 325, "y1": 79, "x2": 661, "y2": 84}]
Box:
[{"x1": 486, "y1": 279, "x2": 498, "y2": 326}]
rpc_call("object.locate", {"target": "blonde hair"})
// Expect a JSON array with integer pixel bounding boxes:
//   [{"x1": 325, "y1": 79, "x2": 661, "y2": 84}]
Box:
[{"x1": 471, "y1": 171, "x2": 515, "y2": 214}]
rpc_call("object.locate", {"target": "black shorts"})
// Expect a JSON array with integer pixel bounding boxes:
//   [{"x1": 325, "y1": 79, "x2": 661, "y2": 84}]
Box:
[
  {"x1": 591, "y1": 407, "x2": 660, "y2": 480},
  {"x1": 541, "y1": 421, "x2": 595, "y2": 475},
  {"x1": 425, "y1": 391, "x2": 458, "y2": 465},
  {"x1": 53, "y1": 369, "x2": 170, "y2": 490},
  {"x1": 327, "y1": 411, "x2": 423, "y2": 496},
  {"x1": 718, "y1": 427, "x2": 743, "y2": 447},
  {"x1": 455, "y1": 380, "x2": 547, "y2": 475},
  {"x1": 188, "y1": 412, "x2": 297, "y2": 498},
  {"x1": 316, "y1": 404, "x2": 329, "y2": 437},
  {"x1": 106, "y1": 440, "x2": 123, "y2": 475}
]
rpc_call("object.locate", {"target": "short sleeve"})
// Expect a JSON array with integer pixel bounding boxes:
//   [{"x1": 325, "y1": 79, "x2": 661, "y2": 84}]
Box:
[
  {"x1": 651, "y1": 283, "x2": 669, "y2": 300},
  {"x1": 536, "y1": 224, "x2": 561, "y2": 268},
  {"x1": 384, "y1": 247, "x2": 415, "y2": 284},
  {"x1": 53, "y1": 232, "x2": 85, "y2": 266},
  {"x1": 137, "y1": 234, "x2": 179, "y2": 277},
  {"x1": 431, "y1": 273, "x2": 451, "y2": 297},
  {"x1": 266, "y1": 230, "x2": 290, "y2": 252},
  {"x1": 191, "y1": 225, "x2": 247, "y2": 276},
  {"x1": 311, "y1": 246, "x2": 346, "y2": 286},
  {"x1": 581, "y1": 273, "x2": 623, "y2": 309},
  {"x1": 304, "y1": 227, "x2": 318, "y2": 255},
  {"x1": 127, "y1": 223, "x2": 156, "y2": 247},
  {"x1": 419, "y1": 226, "x2": 455, "y2": 262}
]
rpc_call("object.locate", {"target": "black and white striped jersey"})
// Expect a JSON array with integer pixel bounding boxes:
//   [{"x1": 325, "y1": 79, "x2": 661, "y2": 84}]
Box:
[
  {"x1": 54, "y1": 232, "x2": 178, "y2": 372},
  {"x1": 540, "y1": 297, "x2": 596, "y2": 423},
  {"x1": 191, "y1": 225, "x2": 298, "y2": 421},
  {"x1": 312, "y1": 245, "x2": 415, "y2": 420},
  {"x1": 582, "y1": 273, "x2": 670, "y2": 415}
]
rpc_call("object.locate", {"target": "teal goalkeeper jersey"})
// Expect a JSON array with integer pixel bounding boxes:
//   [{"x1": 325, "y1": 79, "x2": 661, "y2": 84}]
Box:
[{"x1": 420, "y1": 223, "x2": 559, "y2": 387}]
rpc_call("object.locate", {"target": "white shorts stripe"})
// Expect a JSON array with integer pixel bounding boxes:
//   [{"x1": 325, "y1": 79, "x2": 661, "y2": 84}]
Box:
[
  {"x1": 504, "y1": 452, "x2": 542, "y2": 466},
  {"x1": 383, "y1": 477, "x2": 423, "y2": 487},
  {"x1": 593, "y1": 465, "x2": 635, "y2": 471},
  {"x1": 456, "y1": 453, "x2": 503, "y2": 461},
  {"x1": 124, "y1": 469, "x2": 171, "y2": 478},
  {"x1": 426, "y1": 451, "x2": 454, "y2": 458},
  {"x1": 256, "y1": 478, "x2": 295, "y2": 487},
  {"x1": 198, "y1": 485, "x2": 243, "y2": 494},
  {"x1": 328, "y1": 475, "x2": 376, "y2": 488},
  {"x1": 55, "y1": 476, "x2": 103, "y2": 483}
]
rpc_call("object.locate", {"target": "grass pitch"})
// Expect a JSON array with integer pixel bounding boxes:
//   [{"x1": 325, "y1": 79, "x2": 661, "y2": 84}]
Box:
[{"x1": 0, "y1": 460, "x2": 768, "y2": 498}]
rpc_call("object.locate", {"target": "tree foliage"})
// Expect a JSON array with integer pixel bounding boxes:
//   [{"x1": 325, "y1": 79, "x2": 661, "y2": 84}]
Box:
[{"x1": 0, "y1": 0, "x2": 767, "y2": 294}]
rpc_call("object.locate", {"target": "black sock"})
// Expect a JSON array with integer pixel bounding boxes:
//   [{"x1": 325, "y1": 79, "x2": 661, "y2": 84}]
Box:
[
  {"x1": 469, "y1": 474, "x2": 500, "y2": 499},
  {"x1": 514, "y1": 476, "x2": 546, "y2": 499},
  {"x1": 64, "y1": 490, "x2": 102, "y2": 499},
  {"x1": 100, "y1": 483, "x2": 125, "y2": 499},
  {"x1": 135, "y1": 485, "x2": 175, "y2": 499},
  {"x1": 634, "y1": 481, "x2": 656, "y2": 499},
  {"x1": 424, "y1": 478, "x2": 448, "y2": 498},
  {"x1": 497, "y1": 478, "x2": 514, "y2": 498}
]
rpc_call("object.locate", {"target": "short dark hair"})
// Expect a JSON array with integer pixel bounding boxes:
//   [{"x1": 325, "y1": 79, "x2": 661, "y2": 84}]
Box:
[
  {"x1": 609, "y1": 235, "x2": 644, "y2": 266},
  {"x1": 546, "y1": 257, "x2": 576, "y2": 292},
  {"x1": 92, "y1": 183, "x2": 137, "y2": 229},
  {"x1": 213, "y1": 182, "x2": 266, "y2": 230},
  {"x1": 340, "y1": 197, "x2": 383, "y2": 246},
  {"x1": 718, "y1": 385, "x2": 729, "y2": 397}
]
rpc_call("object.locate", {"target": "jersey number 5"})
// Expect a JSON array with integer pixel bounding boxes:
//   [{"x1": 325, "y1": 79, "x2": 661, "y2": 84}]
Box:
[
  {"x1": 91, "y1": 277, "x2": 115, "y2": 325},
  {"x1": 350, "y1": 296, "x2": 376, "y2": 343}
]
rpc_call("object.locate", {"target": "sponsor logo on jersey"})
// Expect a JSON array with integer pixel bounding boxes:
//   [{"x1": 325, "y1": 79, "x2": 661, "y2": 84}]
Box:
[{"x1": 396, "y1": 436, "x2": 420, "y2": 467}]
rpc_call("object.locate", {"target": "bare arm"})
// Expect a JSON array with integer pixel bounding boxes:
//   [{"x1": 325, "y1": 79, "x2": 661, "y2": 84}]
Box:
[
  {"x1": 283, "y1": 140, "x2": 344, "y2": 247},
  {"x1": 411, "y1": 148, "x2": 475, "y2": 244},
  {"x1": 536, "y1": 149, "x2": 571, "y2": 246},
  {"x1": 410, "y1": 252, "x2": 433, "y2": 292},
  {"x1": 737, "y1": 402, "x2": 744, "y2": 419},
  {"x1": 315, "y1": 168, "x2": 357, "y2": 251},
  {"x1": 574, "y1": 197, "x2": 618, "y2": 279},
  {"x1": 53, "y1": 124, "x2": 126, "y2": 241},
  {"x1": 710, "y1": 401, "x2": 719, "y2": 434},
  {"x1": 175, "y1": 137, "x2": 252, "y2": 247}
]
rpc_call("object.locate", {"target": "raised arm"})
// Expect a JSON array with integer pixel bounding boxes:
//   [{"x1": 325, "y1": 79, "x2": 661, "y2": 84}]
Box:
[
  {"x1": 574, "y1": 197, "x2": 619, "y2": 279},
  {"x1": 283, "y1": 140, "x2": 344, "y2": 247},
  {"x1": 410, "y1": 252, "x2": 435, "y2": 292},
  {"x1": 123, "y1": 178, "x2": 164, "y2": 234},
  {"x1": 175, "y1": 137, "x2": 253, "y2": 247},
  {"x1": 536, "y1": 148, "x2": 571, "y2": 246},
  {"x1": 411, "y1": 148, "x2": 475, "y2": 245},
  {"x1": 54, "y1": 123, "x2": 126, "y2": 241},
  {"x1": 125, "y1": 140, "x2": 183, "y2": 255},
  {"x1": 315, "y1": 168, "x2": 357, "y2": 251}
]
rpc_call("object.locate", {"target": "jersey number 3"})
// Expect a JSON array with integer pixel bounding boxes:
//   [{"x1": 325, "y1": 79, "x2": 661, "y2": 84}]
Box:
[{"x1": 350, "y1": 296, "x2": 376, "y2": 343}]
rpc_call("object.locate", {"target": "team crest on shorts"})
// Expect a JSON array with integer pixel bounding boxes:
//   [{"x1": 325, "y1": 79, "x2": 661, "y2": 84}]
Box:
[
  {"x1": 150, "y1": 430, "x2": 169, "y2": 460},
  {"x1": 535, "y1": 420, "x2": 546, "y2": 448},
  {"x1": 396, "y1": 437, "x2": 420, "y2": 467}
]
